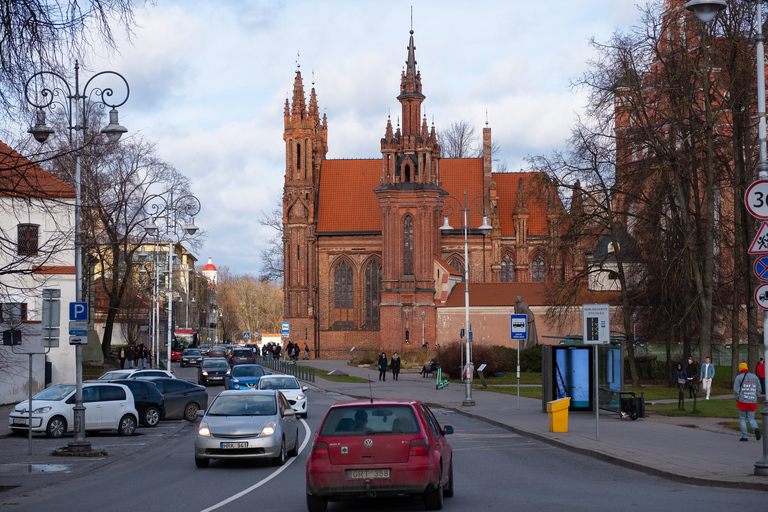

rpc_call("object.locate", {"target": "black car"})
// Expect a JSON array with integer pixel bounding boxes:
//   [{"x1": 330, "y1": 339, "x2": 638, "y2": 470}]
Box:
[
  {"x1": 180, "y1": 348, "x2": 204, "y2": 368},
  {"x1": 228, "y1": 348, "x2": 256, "y2": 366},
  {"x1": 199, "y1": 344, "x2": 210, "y2": 356},
  {"x1": 208, "y1": 346, "x2": 228, "y2": 359},
  {"x1": 92, "y1": 378, "x2": 165, "y2": 427},
  {"x1": 198, "y1": 357, "x2": 230, "y2": 386},
  {"x1": 138, "y1": 377, "x2": 208, "y2": 422}
]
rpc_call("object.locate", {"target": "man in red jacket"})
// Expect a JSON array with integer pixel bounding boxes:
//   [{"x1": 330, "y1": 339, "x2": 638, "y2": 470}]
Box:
[{"x1": 734, "y1": 362, "x2": 761, "y2": 442}]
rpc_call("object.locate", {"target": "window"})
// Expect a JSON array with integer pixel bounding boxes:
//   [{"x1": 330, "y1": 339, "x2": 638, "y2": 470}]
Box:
[
  {"x1": 531, "y1": 256, "x2": 546, "y2": 282},
  {"x1": 333, "y1": 261, "x2": 354, "y2": 326},
  {"x1": 365, "y1": 261, "x2": 381, "y2": 325},
  {"x1": 100, "y1": 385, "x2": 127, "y2": 401},
  {"x1": 501, "y1": 254, "x2": 514, "y2": 282},
  {"x1": 449, "y1": 258, "x2": 464, "y2": 278},
  {"x1": 0, "y1": 303, "x2": 27, "y2": 322},
  {"x1": 403, "y1": 217, "x2": 414, "y2": 275},
  {"x1": 18, "y1": 224, "x2": 38, "y2": 256}
]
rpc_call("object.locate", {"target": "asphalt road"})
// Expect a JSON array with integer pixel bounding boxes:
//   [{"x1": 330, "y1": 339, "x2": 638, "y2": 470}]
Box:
[{"x1": 1, "y1": 363, "x2": 765, "y2": 512}]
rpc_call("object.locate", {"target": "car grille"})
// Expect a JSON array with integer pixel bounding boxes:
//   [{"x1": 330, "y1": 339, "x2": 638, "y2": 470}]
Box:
[
  {"x1": 205, "y1": 447, "x2": 265, "y2": 456},
  {"x1": 212, "y1": 432, "x2": 260, "y2": 439},
  {"x1": 288, "y1": 400, "x2": 297, "y2": 406}
]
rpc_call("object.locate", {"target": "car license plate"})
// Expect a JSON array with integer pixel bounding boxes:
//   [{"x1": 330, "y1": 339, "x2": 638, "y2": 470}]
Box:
[
  {"x1": 348, "y1": 469, "x2": 390, "y2": 480},
  {"x1": 12, "y1": 418, "x2": 28, "y2": 425},
  {"x1": 210, "y1": 376, "x2": 222, "y2": 380},
  {"x1": 221, "y1": 442, "x2": 249, "y2": 449}
]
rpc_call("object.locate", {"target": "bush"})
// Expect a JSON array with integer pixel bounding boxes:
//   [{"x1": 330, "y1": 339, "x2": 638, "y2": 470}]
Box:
[
  {"x1": 435, "y1": 342, "x2": 542, "y2": 379},
  {"x1": 626, "y1": 354, "x2": 666, "y2": 381}
]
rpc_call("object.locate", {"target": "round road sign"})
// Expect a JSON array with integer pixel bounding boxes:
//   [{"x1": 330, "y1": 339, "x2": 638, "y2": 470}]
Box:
[
  {"x1": 745, "y1": 180, "x2": 768, "y2": 219},
  {"x1": 755, "y1": 283, "x2": 768, "y2": 310}
]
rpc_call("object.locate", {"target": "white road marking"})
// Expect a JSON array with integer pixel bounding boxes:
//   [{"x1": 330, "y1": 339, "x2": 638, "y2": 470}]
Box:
[{"x1": 199, "y1": 418, "x2": 312, "y2": 512}]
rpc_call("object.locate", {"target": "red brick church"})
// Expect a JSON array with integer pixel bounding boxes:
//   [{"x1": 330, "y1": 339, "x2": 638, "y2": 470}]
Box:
[{"x1": 282, "y1": 30, "x2": 583, "y2": 358}]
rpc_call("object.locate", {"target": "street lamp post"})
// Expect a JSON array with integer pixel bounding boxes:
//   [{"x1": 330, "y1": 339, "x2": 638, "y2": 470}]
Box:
[
  {"x1": 25, "y1": 61, "x2": 129, "y2": 453},
  {"x1": 686, "y1": 0, "x2": 768, "y2": 476},
  {"x1": 145, "y1": 190, "x2": 200, "y2": 368},
  {"x1": 421, "y1": 310, "x2": 426, "y2": 347},
  {"x1": 439, "y1": 190, "x2": 492, "y2": 406}
]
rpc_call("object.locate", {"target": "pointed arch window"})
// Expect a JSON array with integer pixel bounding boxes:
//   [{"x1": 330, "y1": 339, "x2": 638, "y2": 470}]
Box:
[
  {"x1": 531, "y1": 256, "x2": 546, "y2": 282},
  {"x1": 404, "y1": 164, "x2": 411, "y2": 182},
  {"x1": 403, "y1": 216, "x2": 414, "y2": 275},
  {"x1": 501, "y1": 254, "x2": 514, "y2": 282},
  {"x1": 333, "y1": 260, "x2": 354, "y2": 327},
  {"x1": 449, "y1": 257, "x2": 464, "y2": 279},
  {"x1": 365, "y1": 260, "x2": 381, "y2": 326},
  {"x1": 296, "y1": 142, "x2": 301, "y2": 171}
]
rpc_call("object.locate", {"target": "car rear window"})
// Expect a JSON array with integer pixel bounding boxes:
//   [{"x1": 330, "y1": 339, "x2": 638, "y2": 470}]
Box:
[
  {"x1": 232, "y1": 350, "x2": 252, "y2": 357},
  {"x1": 319, "y1": 405, "x2": 420, "y2": 436}
]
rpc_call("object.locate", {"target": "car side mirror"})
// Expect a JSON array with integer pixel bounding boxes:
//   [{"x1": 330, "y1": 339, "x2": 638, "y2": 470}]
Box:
[
  {"x1": 284, "y1": 408, "x2": 295, "y2": 417},
  {"x1": 196, "y1": 410, "x2": 205, "y2": 418},
  {"x1": 443, "y1": 425, "x2": 454, "y2": 435},
  {"x1": 302, "y1": 386, "x2": 308, "y2": 391}
]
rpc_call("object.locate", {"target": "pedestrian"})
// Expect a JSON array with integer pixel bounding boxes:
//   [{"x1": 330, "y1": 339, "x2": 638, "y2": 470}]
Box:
[
  {"x1": 146, "y1": 346, "x2": 152, "y2": 368},
  {"x1": 126, "y1": 344, "x2": 136, "y2": 369},
  {"x1": 758, "y1": 357, "x2": 766, "y2": 395},
  {"x1": 390, "y1": 351, "x2": 401, "y2": 381},
  {"x1": 699, "y1": 356, "x2": 715, "y2": 400},
  {"x1": 734, "y1": 362, "x2": 761, "y2": 442},
  {"x1": 378, "y1": 351, "x2": 388, "y2": 381},
  {"x1": 287, "y1": 341, "x2": 294, "y2": 359},
  {"x1": 685, "y1": 357, "x2": 698, "y2": 398},
  {"x1": 119, "y1": 347, "x2": 126, "y2": 369},
  {"x1": 291, "y1": 345, "x2": 299, "y2": 362},
  {"x1": 675, "y1": 362, "x2": 687, "y2": 409},
  {"x1": 304, "y1": 342, "x2": 310, "y2": 360},
  {"x1": 138, "y1": 343, "x2": 147, "y2": 369}
]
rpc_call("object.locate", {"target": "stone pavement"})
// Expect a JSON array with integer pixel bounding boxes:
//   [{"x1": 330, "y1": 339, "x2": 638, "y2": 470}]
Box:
[{"x1": 1, "y1": 359, "x2": 767, "y2": 492}]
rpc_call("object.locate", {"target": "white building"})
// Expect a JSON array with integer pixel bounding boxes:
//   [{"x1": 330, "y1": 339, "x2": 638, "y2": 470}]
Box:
[{"x1": 0, "y1": 141, "x2": 77, "y2": 404}]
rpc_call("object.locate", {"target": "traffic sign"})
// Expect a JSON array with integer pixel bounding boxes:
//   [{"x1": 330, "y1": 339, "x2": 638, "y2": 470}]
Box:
[
  {"x1": 755, "y1": 256, "x2": 768, "y2": 281},
  {"x1": 746, "y1": 180, "x2": 768, "y2": 219},
  {"x1": 243, "y1": 332, "x2": 250, "y2": 339},
  {"x1": 749, "y1": 222, "x2": 768, "y2": 254},
  {"x1": 583, "y1": 304, "x2": 610, "y2": 345},
  {"x1": 69, "y1": 302, "x2": 88, "y2": 321},
  {"x1": 510, "y1": 314, "x2": 527, "y2": 340},
  {"x1": 69, "y1": 336, "x2": 86, "y2": 345},
  {"x1": 68, "y1": 320, "x2": 87, "y2": 336},
  {"x1": 756, "y1": 284, "x2": 768, "y2": 310},
  {"x1": 281, "y1": 322, "x2": 289, "y2": 338}
]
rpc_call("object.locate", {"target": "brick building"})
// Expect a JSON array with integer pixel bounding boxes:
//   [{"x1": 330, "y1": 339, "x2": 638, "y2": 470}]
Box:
[{"x1": 283, "y1": 30, "x2": 582, "y2": 358}]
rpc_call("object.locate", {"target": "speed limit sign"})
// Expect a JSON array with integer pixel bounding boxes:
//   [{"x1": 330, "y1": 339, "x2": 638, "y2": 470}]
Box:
[{"x1": 745, "y1": 180, "x2": 768, "y2": 219}]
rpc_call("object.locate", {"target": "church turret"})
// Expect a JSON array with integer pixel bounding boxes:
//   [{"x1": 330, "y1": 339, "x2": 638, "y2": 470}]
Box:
[{"x1": 398, "y1": 30, "x2": 425, "y2": 138}]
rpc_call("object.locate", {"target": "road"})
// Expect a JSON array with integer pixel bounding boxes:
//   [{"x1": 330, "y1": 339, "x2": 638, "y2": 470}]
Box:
[{"x1": 1, "y1": 363, "x2": 765, "y2": 511}]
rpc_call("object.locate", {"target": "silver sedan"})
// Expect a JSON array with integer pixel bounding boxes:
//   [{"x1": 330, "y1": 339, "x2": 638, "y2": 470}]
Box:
[{"x1": 194, "y1": 389, "x2": 299, "y2": 468}]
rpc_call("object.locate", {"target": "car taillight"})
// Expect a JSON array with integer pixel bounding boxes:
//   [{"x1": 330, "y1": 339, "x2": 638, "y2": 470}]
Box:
[
  {"x1": 409, "y1": 438, "x2": 429, "y2": 457},
  {"x1": 312, "y1": 441, "x2": 329, "y2": 459}
]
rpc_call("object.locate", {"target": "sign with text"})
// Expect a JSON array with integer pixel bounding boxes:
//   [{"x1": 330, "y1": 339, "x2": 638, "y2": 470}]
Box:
[
  {"x1": 510, "y1": 314, "x2": 527, "y2": 340},
  {"x1": 582, "y1": 304, "x2": 610, "y2": 345},
  {"x1": 281, "y1": 322, "x2": 290, "y2": 338}
]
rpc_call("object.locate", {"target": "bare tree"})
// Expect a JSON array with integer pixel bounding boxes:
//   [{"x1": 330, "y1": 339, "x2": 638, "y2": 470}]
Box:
[
  {"x1": 217, "y1": 272, "x2": 283, "y2": 340},
  {"x1": 437, "y1": 120, "x2": 479, "y2": 158},
  {"x1": 258, "y1": 202, "x2": 283, "y2": 283}
]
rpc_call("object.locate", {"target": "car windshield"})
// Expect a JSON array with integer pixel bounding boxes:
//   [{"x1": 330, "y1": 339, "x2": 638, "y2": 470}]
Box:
[
  {"x1": 319, "y1": 405, "x2": 420, "y2": 436},
  {"x1": 259, "y1": 377, "x2": 299, "y2": 390},
  {"x1": 204, "y1": 360, "x2": 229, "y2": 369},
  {"x1": 34, "y1": 384, "x2": 76, "y2": 401},
  {"x1": 99, "y1": 371, "x2": 131, "y2": 380},
  {"x1": 207, "y1": 395, "x2": 277, "y2": 416},
  {"x1": 232, "y1": 366, "x2": 265, "y2": 378},
  {"x1": 183, "y1": 349, "x2": 201, "y2": 356}
]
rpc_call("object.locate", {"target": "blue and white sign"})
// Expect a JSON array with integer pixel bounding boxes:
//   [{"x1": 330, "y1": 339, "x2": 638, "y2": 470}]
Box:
[
  {"x1": 243, "y1": 332, "x2": 250, "y2": 339},
  {"x1": 69, "y1": 302, "x2": 88, "y2": 321},
  {"x1": 281, "y1": 322, "x2": 290, "y2": 338},
  {"x1": 510, "y1": 314, "x2": 528, "y2": 340},
  {"x1": 583, "y1": 304, "x2": 610, "y2": 345}
]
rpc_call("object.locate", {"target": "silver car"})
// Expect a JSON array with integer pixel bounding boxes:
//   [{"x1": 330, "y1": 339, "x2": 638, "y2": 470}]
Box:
[{"x1": 194, "y1": 389, "x2": 300, "y2": 468}]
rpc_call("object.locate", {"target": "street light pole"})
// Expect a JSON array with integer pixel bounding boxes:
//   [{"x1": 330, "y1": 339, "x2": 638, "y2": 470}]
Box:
[
  {"x1": 440, "y1": 189, "x2": 492, "y2": 407},
  {"x1": 25, "y1": 61, "x2": 129, "y2": 453}
]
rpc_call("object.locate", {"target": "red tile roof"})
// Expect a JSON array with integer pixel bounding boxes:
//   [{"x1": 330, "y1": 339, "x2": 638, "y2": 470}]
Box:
[
  {"x1": 0, "y1": 141, "x2": 76, "y2": 199},
  {"x1": 441, "y1": 282, "x2": 550, "y2": 307}
]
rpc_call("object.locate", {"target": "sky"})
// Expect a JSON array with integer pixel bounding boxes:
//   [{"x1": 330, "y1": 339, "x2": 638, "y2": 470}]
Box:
[{"x1": 78, "y1": 0, "x2": 644, "y2": 276}]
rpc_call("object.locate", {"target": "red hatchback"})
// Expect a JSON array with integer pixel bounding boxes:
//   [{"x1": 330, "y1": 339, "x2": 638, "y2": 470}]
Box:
[{"x1": 306, "y1": 399, "x2": 454, "y2": 511}]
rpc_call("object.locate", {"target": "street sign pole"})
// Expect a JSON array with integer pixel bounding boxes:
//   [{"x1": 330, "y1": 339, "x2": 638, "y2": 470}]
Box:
[
  {"x1": 510, "y1": 314, "x2": 527, "y2": 411},
  {"x1": 583, "y1": 304, "x2": 610, "y2": 441}
]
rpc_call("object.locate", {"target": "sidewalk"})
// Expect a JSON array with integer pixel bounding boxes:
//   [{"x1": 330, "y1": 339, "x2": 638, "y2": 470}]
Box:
[{"x1": 301, "y1": 359, "x2": 768, "y2": 491}]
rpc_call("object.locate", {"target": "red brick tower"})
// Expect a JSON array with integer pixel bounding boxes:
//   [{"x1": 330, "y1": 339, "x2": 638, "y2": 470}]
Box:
[
  {"x1": 283, "y1": 68, "x2": 327, "y2": 354},
  {"x1": 374, "y1": 30, "x2": 445, "y2": 351}
]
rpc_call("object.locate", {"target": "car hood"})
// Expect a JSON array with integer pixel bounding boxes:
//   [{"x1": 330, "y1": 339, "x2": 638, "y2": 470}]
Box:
[
  {"x1": 204, "y1": 415, "x2": 276, "y2": 437},
  {"x1": 231, "y1": 376, "x2": 262, "y2": 383},
  {"x1": 203, "y1": 367, "x2": 229, "y2": 374},
  {"x1": 13, "y1": 399, "x2": 61, "y2": 413}
]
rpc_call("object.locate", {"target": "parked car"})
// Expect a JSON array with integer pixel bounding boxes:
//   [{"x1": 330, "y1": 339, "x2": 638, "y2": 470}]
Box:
[
  {"x1": 138, "y1": 377, "x2": 208, "y2": 422},
  {"x1": 257, "y1": 375, "x2": 308, "y2": 418},
  {"x1": 224, "y1": 364, "x2": 268, "y2": 390},
  {"x1": 208, "y1": 346, "x2": 228, "y2": 359},
  {"x1": 199, "y1": 344, "x2": 210, "y2": 356},
  {"x1": 127, "y1": 369, "x2": 175, "y2": 380},
  {"x1": 198, "y1": 358, "x2": 230, "y2": 386},
  {"x1": 94, "y1": 379, "x2": 165, "y2": 427},
  {"x1": 194, "y1": 389, "x2": 299, "y2": 468},
  {"x1": 228, "y1": 348, "x2": 256, "y2": 366},
  {"x1": 99, "y1": 369, "x2": 137, "y2": 380},
  {"x1": 305, "y1": 399, "x2": 454, "y2": 512},
  {"x1": 8, "y1": 382, "x2": 139, "y2": 438},
  {"x1": 180, "y1": 348, "x2": 204, "y2": 368}
]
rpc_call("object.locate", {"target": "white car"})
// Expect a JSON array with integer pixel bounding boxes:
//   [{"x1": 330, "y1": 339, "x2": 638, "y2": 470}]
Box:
[
  {"x1": 256, "y1": 375, "x2": 308, "y2": 418},
  {"x1": 8, "y1": 382, "x2": 139, "y2": 438}
]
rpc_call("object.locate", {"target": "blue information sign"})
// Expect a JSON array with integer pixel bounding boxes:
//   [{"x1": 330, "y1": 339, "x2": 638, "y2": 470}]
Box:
[
  {"x1": 510, "y1": 314, "x2": 527, "y2": 340},
  {"x1": 69, "y1": 302, "x2": 88, "y2": 321}
]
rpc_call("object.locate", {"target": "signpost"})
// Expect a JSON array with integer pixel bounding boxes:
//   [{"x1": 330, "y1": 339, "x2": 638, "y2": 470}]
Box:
[
  {"x1": 745, "y1": 179, "x2": 768, "y2": 219},
  {"x1": 511, "y1": 314, "x2": 527, "y2": 410},
  {"x1": 281, "y1": 322, "x2": 289, "y2": 339},
  {"x1": 583, "y1": 304, "x2": 610, "y2": 441}
]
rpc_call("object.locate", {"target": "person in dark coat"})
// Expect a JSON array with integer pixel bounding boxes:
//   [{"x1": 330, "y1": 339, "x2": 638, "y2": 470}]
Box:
[
  {"x1": 126, "y1": 344, "x2": 136, "y2": 369},
  {"x1": 420, "y1": 355, "x2": 437, "y2": 378},
  {"x1": 378, "y1": 352, "x2": 388, "y2": 381},
  {"x1": 685, "y1": 357, "x2": 698, "y2": 398},
  {"x1": 390, "y1": 352, "x2": 401, "y2": 381},
  {"x1": 675, "y1": 362, "x2": 687, "y2": 408}
]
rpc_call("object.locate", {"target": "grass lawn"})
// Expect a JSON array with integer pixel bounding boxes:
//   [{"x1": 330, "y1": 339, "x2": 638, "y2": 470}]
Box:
[
  {"x1": 474, "y1": 372, "x2": 542, "y2": 385},
  {"x1": 645, "y1": 399, "x2": 764, "y2": 419},
  {"x1": 311, "y1": 368, "x2": 370, "y2": 383},
  {"x1": 476, "y1": 384, "x2": 543, "y2": 400},
  {"x1": 624, "y1": 381, "x2": 734, "y2": 401}
]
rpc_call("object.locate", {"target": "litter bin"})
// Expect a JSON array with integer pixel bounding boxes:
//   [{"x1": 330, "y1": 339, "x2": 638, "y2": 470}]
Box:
[{"x1": 546, "y1": 397, "x2": 571, "y2": 432}]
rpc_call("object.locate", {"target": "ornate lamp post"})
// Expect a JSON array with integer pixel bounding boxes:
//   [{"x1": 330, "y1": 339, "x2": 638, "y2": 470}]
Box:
[
  {"x1": 439, "y1": 190, "x2": 492, "y2": 406},
  {"x1": 25, "y1": 61, "x2": 129, "y2": 453}
]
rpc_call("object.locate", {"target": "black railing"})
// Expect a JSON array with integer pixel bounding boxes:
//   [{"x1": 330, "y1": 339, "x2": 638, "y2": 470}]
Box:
[{"x1": 256, "y1": 356, "x2": 315, "y2": 383}]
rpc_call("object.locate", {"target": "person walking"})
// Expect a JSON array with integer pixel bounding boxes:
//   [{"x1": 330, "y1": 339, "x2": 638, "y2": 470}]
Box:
[
  {"x1": 119, "y1": 347, "x2": 126, "y2": 369},
  {"x1": 304, "y1": 342, "x2": 310, "y2": 360},
  {"x1": 699, "y1": 356, "x2": 715, "y2": 400},
  {"x1": 675, "y1": 362, "x2": 687, "y2": 409},
  {"x1": 378, "y1": 352, "x2": 388, "y2": 381},
  {"x1": 126, "y1": 344, "x2": 136, "y2": 369},
  {"x1": 758, "y1": 357, "x2": 766, "y2": 395},
  {"x1": 734, "y1": 362, "x2": 761, "y2": 442},
  {"x1": 390, "y1": 352, "x2": 401, "y2": 381},
  {"x1": 138, "y1": 343, "x2": 147, "y2": 369},
  {"x1": 685, "y1": 357, "x2": 698, "y2": 398}
]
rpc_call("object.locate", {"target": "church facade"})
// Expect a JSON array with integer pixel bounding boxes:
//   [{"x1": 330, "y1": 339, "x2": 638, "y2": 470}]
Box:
[{"x1": 282, "y1": 31, "x2": 582, "y2": 358}]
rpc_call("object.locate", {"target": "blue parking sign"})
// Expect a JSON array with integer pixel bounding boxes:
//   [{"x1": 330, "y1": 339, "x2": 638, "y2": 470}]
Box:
[{"x1": 69, "y1": 302, "x2": 88, "y2": 321}]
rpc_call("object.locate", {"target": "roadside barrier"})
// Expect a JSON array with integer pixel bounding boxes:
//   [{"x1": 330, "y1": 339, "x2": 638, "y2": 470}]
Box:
[{"x1": 256, "y1": 356, "x2": 315, "y2": 383}]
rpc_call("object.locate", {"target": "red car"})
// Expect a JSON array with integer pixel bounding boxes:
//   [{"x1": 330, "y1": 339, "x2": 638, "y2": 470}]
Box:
[{"x1": 306, "y1": 399, "x2": 454, "y2": 512}]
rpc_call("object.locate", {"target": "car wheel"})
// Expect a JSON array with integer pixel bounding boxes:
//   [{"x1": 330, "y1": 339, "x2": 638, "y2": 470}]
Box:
[
  {"x1": 424, "y1": 467, "x2": 444, "y2": 510},
  {"x1": 306, "y1": 494, "x2": 327, "y2": 512},
  {"x1": 443, "y1": 459, "x2": 454, "y2": 498},
  {"x1": 118, "y1": 415, "x2": 137, "y2": 436},
  {"x1": 143, "y1": 406, "x2": 160, "y2": 427},
  {"x1": 272, "y1": 438, "x2": 286, "y2": 466},
  {"x1": 195, "y1": 456, "x2": 209, "y2": 468},
  {"x1": 184, "y1": 403, "x2": 200, "y2": 422},
  {"x1": 288, "y1": 429, "x2": 299, "y2": 457},
  {"x1": 46, "y1": 416, "x2": 67, "y2": 438}
]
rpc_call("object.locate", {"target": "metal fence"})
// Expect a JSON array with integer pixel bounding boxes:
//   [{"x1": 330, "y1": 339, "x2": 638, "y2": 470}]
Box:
[{"x1": 256, "y1": 356, "x2": 315, "y2": 383}]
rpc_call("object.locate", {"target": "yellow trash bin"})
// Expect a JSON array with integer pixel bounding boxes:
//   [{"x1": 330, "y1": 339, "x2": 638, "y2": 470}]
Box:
[{"x1": 546, "y1": 397, "x2": 571, "y2": 433}]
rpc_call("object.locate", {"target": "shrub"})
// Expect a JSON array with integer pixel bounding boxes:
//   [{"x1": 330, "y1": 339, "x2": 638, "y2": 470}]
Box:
[
  {"x1": 435, "y1": 342, "x2": 543, "y2": 378},
  {"x1": 625, "y1": 354, "x2": 666, "y2": 381}
]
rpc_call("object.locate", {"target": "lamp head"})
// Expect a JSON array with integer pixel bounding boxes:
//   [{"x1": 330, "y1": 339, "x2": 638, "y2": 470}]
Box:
[
  {"x1": 439, "y1": 216, "x2": 453, "y2": 231},
  {"x1": 685, "y1": 0, "x2": 726, "y2": 23},
  {"x1": 28, "y1": 108, "x2": 55, "y2": 143},
  {"x1": 145, "y1": 218, "x2": 159, "y2": 236},
  {"x1": 184, "y1": 217, "x2": 199, "y2": 235},
  {"x1": 477, "y1": 215, "x2": 492, "y2": 235},
  {"x1": 101, "y1": 108, "x2": 127, "y2": 142}
]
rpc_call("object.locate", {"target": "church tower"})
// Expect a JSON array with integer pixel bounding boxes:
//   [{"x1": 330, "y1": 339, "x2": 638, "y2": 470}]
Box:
[
  {"x1": 375, "y1": 30, "x2": 444, "y2": 350},
  {"x1": 283, "y1": 67, "x2": 327, "y2": 353}
]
